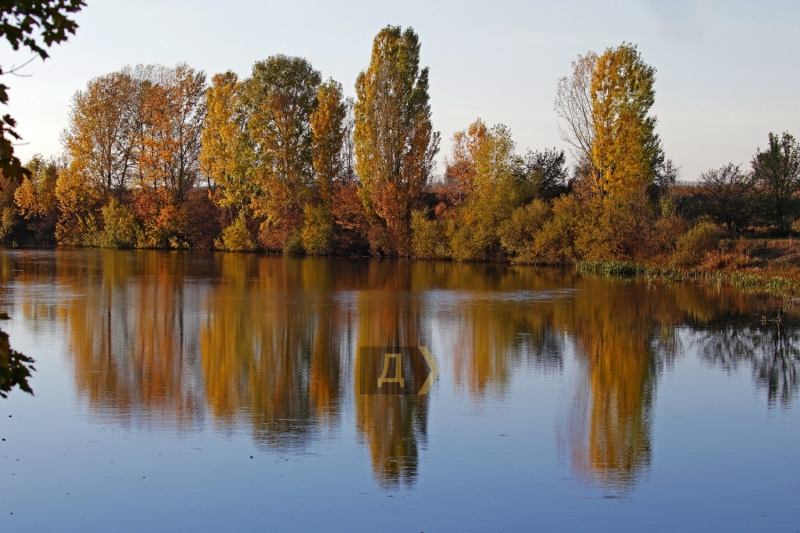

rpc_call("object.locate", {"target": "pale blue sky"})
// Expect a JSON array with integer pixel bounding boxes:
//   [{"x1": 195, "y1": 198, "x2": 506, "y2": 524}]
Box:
[{"x1": 4, "y1": 0, "x2": 800, "y2": 180}]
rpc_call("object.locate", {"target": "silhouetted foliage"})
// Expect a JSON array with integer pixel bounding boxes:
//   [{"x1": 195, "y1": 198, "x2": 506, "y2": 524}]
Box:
[
  {"x1": 698, "y1": 163, "x2": 754, "y2": 233},
  {"x1": 751, "y1": 132, "x2": 800, "y2": 234}
]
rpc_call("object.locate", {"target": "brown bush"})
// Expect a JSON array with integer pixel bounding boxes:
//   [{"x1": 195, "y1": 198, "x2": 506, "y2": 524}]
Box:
[{"x1": 670, "y1": 222, "x2": 719, "y2": 268}]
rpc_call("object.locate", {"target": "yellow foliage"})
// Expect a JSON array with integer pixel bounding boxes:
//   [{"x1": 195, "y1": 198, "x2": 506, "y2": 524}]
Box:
[
  {"x1": 218, "y1": 217, "x2": 256, "y2": 252},
  {"x1": 590, "y1": 43, "x2": 661, "y2": 198}
]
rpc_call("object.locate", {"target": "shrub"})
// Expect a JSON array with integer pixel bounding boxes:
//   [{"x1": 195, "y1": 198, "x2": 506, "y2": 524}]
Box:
[
  {"x1": 218, "y1": 217, "x2": 256, "y2": 252},
  {"x1": 498, "y1": 200, "x2": 550, "y2": 262},
  {"x1": 301, "y1": 204, "x2": 333, "y2": 255},
  {"x1": 574, "y1": 193, "x2": 656, "y2": 261},
  {"x1": 533, "y1": 194, "x2": 581, "y2": 264},
  {"x1": 283, "y1": 233, "x2": 304, "y2": 256},
  {"x1": 411, "y1": 209, "x2": 451, "y2": 259},
  {"x1": 450, "y1": 217, "x2": 499, "y2": 261},
  {"x1": 101, "y1": 199, "x2": 141, "y2": 248},
  {"x1": 0, "y1": 207, "x2": 17, "y2": 244},
  {"x1": 670, "y1": 222, "x2": 719, "y2": 268}
]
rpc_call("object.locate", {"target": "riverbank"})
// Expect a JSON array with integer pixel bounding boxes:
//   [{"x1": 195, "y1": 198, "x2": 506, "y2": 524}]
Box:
[{"x1": 575, "y1": 244, "x2": 800, "y2": 300}]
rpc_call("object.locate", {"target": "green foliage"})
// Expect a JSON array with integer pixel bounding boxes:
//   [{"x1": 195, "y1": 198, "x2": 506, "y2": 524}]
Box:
[
  {"x1": 354, "y1": 25, "x2": 439, "y2": 256},
  {"x1": 499, "y1": 200, "x2": 550, "y2": 262},
  {"x1": 218, "y1": 217, "x2": 256, "y2": 252},
  {"x1": 576, "y1": 260, "x2": 645, "y2": 277},
  {"x1": 301, "y1": 204, "x2": 333, "y2": 255},
  {"x1": 283, "y1": 233, "x2": 304, "y2": 256},
  {"x1": 411, "y1": 209, "x2": 450, "y2": 259},
  {"x1": 101, "y1": 198, "x2": 141, "y2": 248},
  {"x1": 670, "y1": 222, "x2": 719, "y2": 268},
  {"x1": 751, "y1": 132, "x2": 800, "y2": 234}
]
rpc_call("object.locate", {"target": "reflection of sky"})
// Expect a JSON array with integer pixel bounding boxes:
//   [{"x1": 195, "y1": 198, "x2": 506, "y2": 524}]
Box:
[{"x1": 4, "y1": 313, "x2": 798, "y2": 532}]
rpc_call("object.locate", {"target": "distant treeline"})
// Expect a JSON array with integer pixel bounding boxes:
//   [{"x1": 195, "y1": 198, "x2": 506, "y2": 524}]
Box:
[{"x1": 4, "y1": 26, "x2": 800, "y2": 267}]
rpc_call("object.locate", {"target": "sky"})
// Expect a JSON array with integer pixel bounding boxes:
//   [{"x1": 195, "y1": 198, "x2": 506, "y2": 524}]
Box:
[{"x1": 3, "y1": 0, "x2": 800, "y2": 181}]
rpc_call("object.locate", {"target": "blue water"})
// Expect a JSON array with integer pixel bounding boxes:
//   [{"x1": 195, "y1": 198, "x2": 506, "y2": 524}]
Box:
[{"x1": 0, "y1": 250, "x2": 797, "y2": 532}]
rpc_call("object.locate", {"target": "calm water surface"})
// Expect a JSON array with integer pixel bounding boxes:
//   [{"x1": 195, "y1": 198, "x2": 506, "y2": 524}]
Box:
[{"x1": 0, "y1": 250, "x2": 798, "y2": 532}]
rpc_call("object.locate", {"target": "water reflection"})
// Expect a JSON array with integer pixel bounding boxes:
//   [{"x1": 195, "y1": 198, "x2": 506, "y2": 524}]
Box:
[
  {"x1": 354, "y1": 262, "x2": 430, "y2": 488},
  {"x1": 697, "y1": 317, "x2": 800, "y2": 407},
  {"x1": 0, "y1": 250, "x2": 797, "y2": 491}
]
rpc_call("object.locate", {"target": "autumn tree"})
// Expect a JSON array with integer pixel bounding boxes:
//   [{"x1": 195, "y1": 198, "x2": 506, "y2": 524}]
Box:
[
  {"x1": 14, "y1": 154, "x2": 60, "y2": 243},
  {"x1": 699, "y1": 163, "x2": 755, "y2": 233},
  {"x1": 444, "y1": 119, "x2": 488, "y2": 203},
  {"x1": 301, "y1": 78, "x2": 348, "y2": 254},
  {"x1": 62, "y1": 71, "x2": 140, "y2": 199},
  {"x1": 0, "y1": 168, "x2": 18, "y2": 243},
  {"x1": 54, "y1": 158, "x2": 100, "y2": 245},
  {"x1": 201, "y1": 72, "x2": 253, "y2": 217},
  {"x1": 311, "y1": 78, "x2": 346, "y2": 206},
  {"x1": 243, "y1": 55, "x2": 321, "y2": 251},
  {"x1": 751, "y1": 132, "x2": 800, "y2": 234},
  {"x1": 135, "y1": 64, "x2": 207, "y2": 247},
  {"x1": 330, "y1": 97, "x2": 371, "y2": 254},
  {"x1": 138, "y1": 64, "x2": 206, "y2": 204},
  {"x1": 354, "y1": 25, "x2": 439, "y2": 255},
  {"x1": 590, "y1": 43, "x2": 663, "y2": 198},
  {"x1": 450, "y1": 123, "x2": 523, "y2": 261}
]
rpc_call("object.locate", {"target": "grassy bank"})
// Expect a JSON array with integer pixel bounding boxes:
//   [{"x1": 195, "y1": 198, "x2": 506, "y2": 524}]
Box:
[{"x1": 576, "y1": 259, "x2": 800, "y2": 300}]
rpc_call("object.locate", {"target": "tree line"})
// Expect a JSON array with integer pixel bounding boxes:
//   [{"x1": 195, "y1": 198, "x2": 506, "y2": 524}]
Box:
[{"x1": 4, "y1": 26, "x2": 800, "y2": 266}]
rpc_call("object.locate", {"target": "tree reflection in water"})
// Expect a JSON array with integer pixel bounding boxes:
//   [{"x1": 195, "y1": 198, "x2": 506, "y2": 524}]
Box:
[
  {"x1": 697, "y1": 317, "x2": 800, "y2": 407},
  {"x1": 2, "y1": 249, "x2": 798, "y2": 490}
]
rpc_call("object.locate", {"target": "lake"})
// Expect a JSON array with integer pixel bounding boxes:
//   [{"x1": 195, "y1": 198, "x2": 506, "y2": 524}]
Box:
[{"x1": 0, "y1": 250, "x2": 798, "y2": 532}]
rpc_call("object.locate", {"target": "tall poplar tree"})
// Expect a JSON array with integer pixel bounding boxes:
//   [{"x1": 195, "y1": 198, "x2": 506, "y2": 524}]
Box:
[
  {"x1": 310, "y1": 78, "x2": 346, "y2": 207},
  {"x1": 354, "y1": 25, "x2": 439, "y2": 255},
  {"x1": 590, "y1": 43, "x2": 663, "y2": 198}
]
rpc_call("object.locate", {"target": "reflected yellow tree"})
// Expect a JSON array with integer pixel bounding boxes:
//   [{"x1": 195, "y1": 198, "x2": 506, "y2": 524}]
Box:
[
  {"x1": 354, "y1": 261, "x2": 430, "y2": 488},
  {"x1": 58, "y1": 250, "x2": 205, "y2": 429},
  {"x1": 200, "y1": 256, "x2": 351, "y2": 448},
  {"x1": 560, "y1": 278, "x2": 686, "y2": 491}
]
